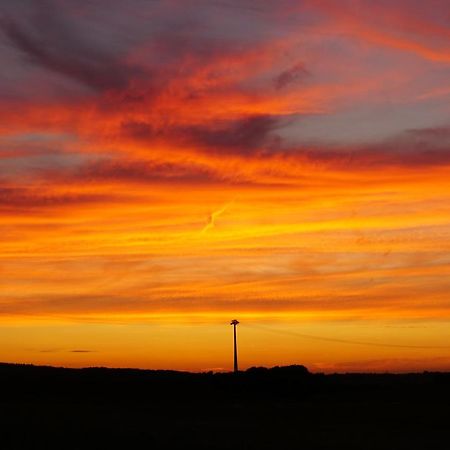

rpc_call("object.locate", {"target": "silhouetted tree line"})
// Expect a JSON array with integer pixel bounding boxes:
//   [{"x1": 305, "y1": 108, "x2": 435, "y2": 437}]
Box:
[
  {"x1": 1, "y1": 362, "x2": 449, "y2": 403},
  {"x1": 1, "y1": 363, "x2": 450, "y2": 449}
]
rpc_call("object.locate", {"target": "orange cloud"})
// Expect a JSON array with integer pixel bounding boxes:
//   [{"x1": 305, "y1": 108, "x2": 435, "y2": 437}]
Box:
[{"x1": 1, "y1": 0, "x2": 450, "y2": 371}]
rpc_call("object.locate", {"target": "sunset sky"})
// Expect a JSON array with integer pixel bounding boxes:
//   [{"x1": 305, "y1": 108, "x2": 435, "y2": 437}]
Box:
[{"x1": 1, "y1": 0, "x2": 450, "y2": 372}]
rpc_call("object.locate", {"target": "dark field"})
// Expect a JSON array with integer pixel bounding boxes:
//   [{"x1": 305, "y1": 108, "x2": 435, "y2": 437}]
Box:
[{"x1": 1, "y1": 363, "x2": 449, "y2": 449}]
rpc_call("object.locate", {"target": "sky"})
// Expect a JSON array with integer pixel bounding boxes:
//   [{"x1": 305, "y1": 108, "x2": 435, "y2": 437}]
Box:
[{"x1": 1, "y1": 0, "x2": 450, "y2": 372}]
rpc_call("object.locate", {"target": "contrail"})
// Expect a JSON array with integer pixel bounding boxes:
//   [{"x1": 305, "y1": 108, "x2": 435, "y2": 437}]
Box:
[
  {"x1": 245, "y1": 323, "x2": 450, "y2": 350},
  {"x1": 201, "y1": 202, "x2": 233, "y2": 234},
  {"x1": 79, "y1": 201, "x2": 235, "y2": 293}
]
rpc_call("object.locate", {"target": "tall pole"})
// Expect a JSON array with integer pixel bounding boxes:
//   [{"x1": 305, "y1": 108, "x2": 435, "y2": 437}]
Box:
[{"x1": 230, "y1": 319, "x2": 239, "y2": 372}]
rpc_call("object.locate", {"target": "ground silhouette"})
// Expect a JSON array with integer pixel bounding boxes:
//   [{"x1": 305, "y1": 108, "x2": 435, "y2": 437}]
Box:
[{"x1": 1, "y1": 362, "x2": 449, "y2": 449}]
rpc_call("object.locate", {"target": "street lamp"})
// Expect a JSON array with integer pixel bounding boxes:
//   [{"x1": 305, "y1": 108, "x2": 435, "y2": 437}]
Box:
[{"x1": 230, "y1": 319, "x2": 239, "y2": 372}]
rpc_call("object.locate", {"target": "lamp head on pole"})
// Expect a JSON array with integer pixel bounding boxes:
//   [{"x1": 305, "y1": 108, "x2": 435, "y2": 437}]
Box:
[{"x1": 230, "y1": 319, "x2": 239, "y2": 326}]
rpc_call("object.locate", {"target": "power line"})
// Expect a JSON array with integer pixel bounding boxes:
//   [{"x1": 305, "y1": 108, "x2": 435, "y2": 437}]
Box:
[{"x1": 245, "y1": 323, "x2": 450, "y2": 350}]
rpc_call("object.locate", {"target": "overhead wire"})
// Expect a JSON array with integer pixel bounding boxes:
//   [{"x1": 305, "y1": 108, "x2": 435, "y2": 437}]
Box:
[{"x1": 244, "y1": 323, "x2": 450, "y2": 350}]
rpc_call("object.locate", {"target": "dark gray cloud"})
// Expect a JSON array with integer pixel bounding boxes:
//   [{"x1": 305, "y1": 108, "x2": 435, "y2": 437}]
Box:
[
  {"x1": 281, "y1": 124, "x2": 450, "y2": 169},
  {"x1": 405, "y1": 126, "x2": 450, "y2": 144},
  {"x1": 0, "y1": 0, "x2": 285, "y2": 97},
  {"x1": 121, "y1": 114, "x2": 284, "y2": 154},
  {"x1": 184, "y1": 115, "x2": 281, "y2": 152},
  {"x1": 120, "y1": 118, "x2": 450, "y2": 167},
  {"x1": 0, "y1": 1, "x2": 144, "y2": 92},
  {"x1": 0, "y1": 0, "x2": 307, "y2": 127},
  {"x1": 274, "y1": 62, "x2": 308, "y2": 90}
]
